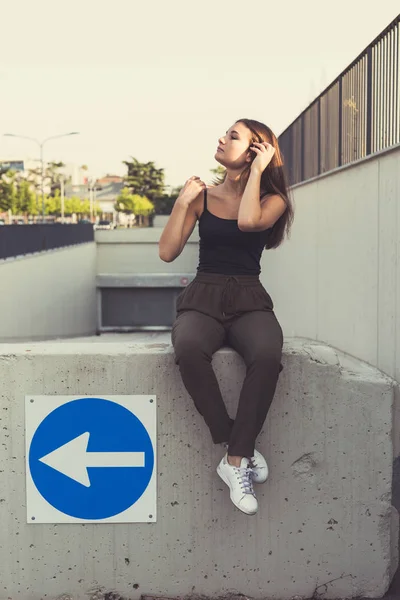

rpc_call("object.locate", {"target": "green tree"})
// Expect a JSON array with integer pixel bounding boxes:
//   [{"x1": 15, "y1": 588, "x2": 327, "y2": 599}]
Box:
[
  {"x1": 152, "y1": 185, "x2": 183, "y2": 215},
  {"x1": 45, "y1": 190, "x2": 61, "y2": 216},
  {"x1": 0, "y1": 170, "x2": 40, "y2": 215},
  {"x1": 123, "y1": 158, "x2": 165, "y2": 202},
  {"x1": 115, "y1": 187, "x2": 155, "y2": 226},
  {"x1": 0, "y1": 170, "x2": 17, "y2": 212},
  {"x1": 133, "y1": 195, "x2": 154, "y2": 216},
  {"x1": 115, "y1": 187, "x2": 136, "y2": 214},
  {"x1": 210, "y1": 165, "x2": 226, "y2": 177},
  {"x1": 24, "y1": 167, "x2": 42, "y2": 202},
  {"x1": 16, "y1": 179, "x2": 37, "y2": 215},
  {"x1": 45, "y1": 193, "x2": 90, "y2": 218},
  {"x1": 210, "y1": 164, "x2": 226, "y2": 184},
  {"x1": 47, "y1": 161, "x2": 67, "y2": 195},
  {"x1": 64, "y1": 196, "x2": 86, "y2": 216},
  {"x1": 81, "y1": 199, "x2": 91, "y2": 215},
  {"x1": 25, "y1": 161, "x2": 69, "y2": 200}
]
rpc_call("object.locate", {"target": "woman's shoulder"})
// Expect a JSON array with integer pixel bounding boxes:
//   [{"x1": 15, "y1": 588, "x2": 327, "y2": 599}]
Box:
[
  {"x1": 193, "y1": 185, "x2": 224, "y2": 219},
  {"x1": 192, "y1": 186, "x2": 209, "y2": 220},
  {"x1": 206, "y1": 184, "x2": 221, "y2": 197},
  {"x1": 198, "y1": 185, "x2": 222, "y2": 206}
]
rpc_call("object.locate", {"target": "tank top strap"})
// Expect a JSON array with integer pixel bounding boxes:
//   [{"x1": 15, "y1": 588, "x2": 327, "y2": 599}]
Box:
[{"x1": 204, "y1": 188, "x2": 207, "y2": 211}]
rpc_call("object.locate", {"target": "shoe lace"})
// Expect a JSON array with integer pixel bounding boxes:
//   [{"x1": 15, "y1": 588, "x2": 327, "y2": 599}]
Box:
[
  {"x1": 234, "y1": 466, "x2": 255, "y2": 495},
  {"x1": 249, "y1": 457, "x2": 258, "y2": 469}
]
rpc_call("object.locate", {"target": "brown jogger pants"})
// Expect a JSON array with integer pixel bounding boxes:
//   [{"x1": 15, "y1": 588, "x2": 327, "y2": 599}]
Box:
[{"x1": 171, "y1": 272, "x2": 283, "y2": 457}]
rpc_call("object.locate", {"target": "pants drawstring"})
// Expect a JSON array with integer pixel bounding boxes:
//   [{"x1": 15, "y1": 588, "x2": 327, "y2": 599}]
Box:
[{"x1": 221, "y1": 276, "x2": 239, "y2": 317}]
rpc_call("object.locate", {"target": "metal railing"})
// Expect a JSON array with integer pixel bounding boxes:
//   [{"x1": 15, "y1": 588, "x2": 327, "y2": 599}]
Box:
[
  {"x1": 278, "y1": 14, "x2": 400, "y2": 186},
  {"x1": 0, "y1": 224, "x2": 94, "y2": 260}
]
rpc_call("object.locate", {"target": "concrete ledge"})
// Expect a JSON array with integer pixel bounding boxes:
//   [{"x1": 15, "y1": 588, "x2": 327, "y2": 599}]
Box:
[
  {"x1": 96, "y1": 273, "x2": 196, "y2": 288},
  {"x1": 0, "y1": 338, "x2": 397, "y2": 600}
]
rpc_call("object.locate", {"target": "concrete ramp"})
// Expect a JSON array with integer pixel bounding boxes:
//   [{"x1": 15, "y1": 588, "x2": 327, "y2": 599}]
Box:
[{"x1": 0, "y1": 337, "x2": 397, "y2": 600}]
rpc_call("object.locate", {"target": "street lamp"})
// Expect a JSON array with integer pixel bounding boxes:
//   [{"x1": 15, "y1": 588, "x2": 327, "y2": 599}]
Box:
[
  {"x1": 88, "y1": 176, "x2": 96, "y2": 223},
  {"x1": 3, "y1": 132, "x2": 79, "y2": 222}
]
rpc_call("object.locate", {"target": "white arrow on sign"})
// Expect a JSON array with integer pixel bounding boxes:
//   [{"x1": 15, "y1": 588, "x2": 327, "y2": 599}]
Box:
[{"x1": 38, "y1": 432, "x2": 145, "y2": 487}]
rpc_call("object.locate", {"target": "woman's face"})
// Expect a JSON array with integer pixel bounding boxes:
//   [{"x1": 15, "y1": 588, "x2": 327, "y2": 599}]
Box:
[{"x1": 215, "y1": 122, "x2": 253, "y2": 169}]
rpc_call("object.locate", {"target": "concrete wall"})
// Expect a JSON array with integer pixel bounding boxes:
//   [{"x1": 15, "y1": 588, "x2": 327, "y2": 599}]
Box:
[
  {"x1": 95, "y1": 229, "x2": 200, "y2": 330},
  {"x1": 0, "y1": 243, "x2": 97, "y2": 342},
  {"x1": 95, "y1": 228, "x2": 199, "y2": 275},
  {"x1": 0, "y1": 337, "x2": 397, "y2": 600},
  {"x1": 153, "y1": 214, "x2": 170, "y2": 228},
  {"x1": 260, "y1": 145, "x2": 400, "y2": 384}
]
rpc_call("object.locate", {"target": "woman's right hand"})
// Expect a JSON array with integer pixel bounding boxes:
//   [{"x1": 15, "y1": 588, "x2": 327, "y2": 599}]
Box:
[{"x1": 177, "y1": 176, "x2": 207, "y2": 207}]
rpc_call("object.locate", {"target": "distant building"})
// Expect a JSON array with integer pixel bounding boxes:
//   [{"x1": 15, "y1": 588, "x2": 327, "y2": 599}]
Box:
[
  {"x1": 1, "y1": 160, "x2": 126, "y2": 223},
  {"x1": 0, "y1": 158, "x2": 46, "y2": 193},
  {"x1": 0, "y1": 159, "x2": 88, "y2": 192},
  {"x1": 64, "y1": 179, "x2": 124, "y2": 223},
  {"x1": 0, "y1": 160, "x2": 25, "y2": 173},
  {"x1": 0, "y1": 158, "x2": 42, "y2": 176},
  {"x1": 96, "y1": 175, "x2": 124, "y2": 186},
  {"x1": 95, "y1": 181, "x2": 124, "y2": 221},
  {"x1": 64, "y1": 184, "x2": 89, "y2": 201},
  {"x1": 61, "y1": 164, "x2": 89, "y2": 186}
]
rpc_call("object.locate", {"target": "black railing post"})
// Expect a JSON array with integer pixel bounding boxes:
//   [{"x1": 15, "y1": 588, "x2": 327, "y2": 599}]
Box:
[
  {"x1": 300, "y1": 114, "x2": 305, "y2": 182},
  {"x1": 276, "y1": 15, "x2": 399, "y2": 184},
  {"x1": 338, "y1": 77, "x2": 343, "y2": 167},
  {"x1": 366, "y1": 46, "x2": 373, "y2": 155},
  {"x1": 290, "y1": 127, "x2": 294, "y2": 186},
  {"x1": 317, "y1": 98, "x2": 321, "y2": 175}
]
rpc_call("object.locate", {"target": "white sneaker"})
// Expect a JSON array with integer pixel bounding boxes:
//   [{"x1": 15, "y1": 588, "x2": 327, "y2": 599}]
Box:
[
  {"x1": 250, "y1": 449, "x2": 269, "y2": 484},
  {"x1": 217, "y1": 454, "x2": 258, "y2": 515}
]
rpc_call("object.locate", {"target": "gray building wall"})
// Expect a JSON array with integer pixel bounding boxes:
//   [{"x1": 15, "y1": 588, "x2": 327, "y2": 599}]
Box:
[
  {"x1": 260, "y1": 144, "x2": 400, "y2": 385},
  {"x1": 0, "y1": 243, "x2": 97, "y2": 342}
]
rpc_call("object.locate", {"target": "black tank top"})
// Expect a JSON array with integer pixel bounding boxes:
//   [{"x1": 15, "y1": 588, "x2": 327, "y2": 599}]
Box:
[{"x1": 197, "y1": 188, "x2": 270, "y2": 276}]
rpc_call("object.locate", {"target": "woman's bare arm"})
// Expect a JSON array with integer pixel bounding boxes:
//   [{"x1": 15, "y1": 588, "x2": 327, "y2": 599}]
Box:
[
  {"x1": 158, "y1": 176, "x2": 206, "y2": 262},
  {"x1": 158, "y1": 198, "x2": 199, "y2": 262}
]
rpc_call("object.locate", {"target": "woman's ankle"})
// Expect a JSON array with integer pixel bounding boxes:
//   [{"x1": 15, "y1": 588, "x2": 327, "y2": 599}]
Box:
[{"x1": 227, "y1": 455, "x2": 243, "y2": 467}]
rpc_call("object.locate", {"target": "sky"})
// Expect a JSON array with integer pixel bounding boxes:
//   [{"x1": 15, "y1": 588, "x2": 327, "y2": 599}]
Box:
[{"x1": 0, "y1": 1, "x2": 399, "y2": 188}]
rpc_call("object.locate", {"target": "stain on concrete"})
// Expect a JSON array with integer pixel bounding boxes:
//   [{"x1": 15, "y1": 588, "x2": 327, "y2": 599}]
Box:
[{"x1": 291, "y1": 453, "x2": 318, "y2": 482}]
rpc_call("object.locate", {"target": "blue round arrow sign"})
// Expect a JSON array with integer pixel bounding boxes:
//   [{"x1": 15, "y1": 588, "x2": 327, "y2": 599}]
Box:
[{"x1": 29, "y1": 398, "x2": 154, "y2": 520}]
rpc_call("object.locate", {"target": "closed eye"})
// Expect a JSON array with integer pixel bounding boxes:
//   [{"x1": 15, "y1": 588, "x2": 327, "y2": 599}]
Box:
[{"x1": 226, "y1": 130, "x2": 239, "y2": 140}]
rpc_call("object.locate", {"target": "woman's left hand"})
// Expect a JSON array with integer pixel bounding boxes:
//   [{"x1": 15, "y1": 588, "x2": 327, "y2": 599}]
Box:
[{"x1": 250, "y1": 142, "x2": 275, "y2": 173}]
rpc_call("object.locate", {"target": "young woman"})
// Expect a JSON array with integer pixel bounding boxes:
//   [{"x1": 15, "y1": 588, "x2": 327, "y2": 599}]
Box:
[{"x1": 159, "y1": 118, "x2": 294, "y2": 515}]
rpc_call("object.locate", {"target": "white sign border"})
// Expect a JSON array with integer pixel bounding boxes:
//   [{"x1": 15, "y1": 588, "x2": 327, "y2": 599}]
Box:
[{"x1": 25, "y1": 395, "x2": 157, "y2": 524}]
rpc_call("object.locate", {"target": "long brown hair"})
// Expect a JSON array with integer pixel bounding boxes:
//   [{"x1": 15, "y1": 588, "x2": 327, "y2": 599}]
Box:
[{"x1": 212, "y1": 118, "x2": 294, "y2": 249}]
